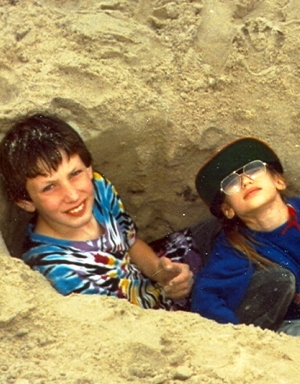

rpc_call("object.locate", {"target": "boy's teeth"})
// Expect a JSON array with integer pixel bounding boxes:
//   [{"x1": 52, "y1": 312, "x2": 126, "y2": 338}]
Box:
[{"x1": 69, "y1": 203, "x2": 83, "y2": 213}]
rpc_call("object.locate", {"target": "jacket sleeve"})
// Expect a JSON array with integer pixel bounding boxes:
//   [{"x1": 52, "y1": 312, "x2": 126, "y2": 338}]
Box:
[{"x1": 190, "y1": 233, "x2": 254, "y2": 325}]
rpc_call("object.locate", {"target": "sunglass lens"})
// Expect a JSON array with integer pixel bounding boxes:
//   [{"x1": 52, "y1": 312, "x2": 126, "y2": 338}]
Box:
[
  {"x1": 244, "y1": 160, "x2": 265, "y2": 179},
  {"x1": 221, "y1": 173, "x2": 241, "y2": 195}
]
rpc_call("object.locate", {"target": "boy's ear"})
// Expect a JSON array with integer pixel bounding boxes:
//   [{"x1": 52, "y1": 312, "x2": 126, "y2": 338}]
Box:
[
  {"x1": 88, "y1": 166, "x2": 93, "y2": 179},
  {"x1": 15, "y1": 199, "x2": 36, "y2": 213},
  {"x1": 221, "y1": 201, "x2": 235, "y2": 219}
]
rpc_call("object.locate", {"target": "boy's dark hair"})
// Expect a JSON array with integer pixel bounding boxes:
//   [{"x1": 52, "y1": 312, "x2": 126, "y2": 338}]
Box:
[{"x1": 0, "y1": 114, "x2": 93, "y2": 202}]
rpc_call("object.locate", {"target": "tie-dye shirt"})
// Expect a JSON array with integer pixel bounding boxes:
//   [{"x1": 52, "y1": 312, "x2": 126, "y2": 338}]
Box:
[{"x1": 22, "y1": 172, "x2": 172, "y2": 309}]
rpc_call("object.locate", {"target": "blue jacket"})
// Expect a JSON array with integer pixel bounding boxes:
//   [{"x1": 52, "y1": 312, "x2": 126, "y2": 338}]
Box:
[{"x1": 191, "y1": 197, "x2": 300, "y2": 324}]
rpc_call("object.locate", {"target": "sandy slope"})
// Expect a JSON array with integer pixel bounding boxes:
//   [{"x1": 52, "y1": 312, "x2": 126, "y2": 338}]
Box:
[{"x1": 1, "y1": 1, "x2": 300, "y2": 382}]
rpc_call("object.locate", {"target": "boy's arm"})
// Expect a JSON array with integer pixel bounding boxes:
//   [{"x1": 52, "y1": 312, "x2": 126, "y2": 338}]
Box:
[
  {"x1": 95, "y1": 174, "x2": 194, "y2": 299},
  {"x1": 129, "y1": 237, "x2": 193, "y2": 299}
]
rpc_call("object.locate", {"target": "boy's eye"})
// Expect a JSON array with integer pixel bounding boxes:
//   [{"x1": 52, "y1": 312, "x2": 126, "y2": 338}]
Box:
[
  {"x1": 71, "y1": 169, "x2": 82, "y2": 177},
  {"x1": 42, "y1": 184, "x2": 54, "y2": 192}
]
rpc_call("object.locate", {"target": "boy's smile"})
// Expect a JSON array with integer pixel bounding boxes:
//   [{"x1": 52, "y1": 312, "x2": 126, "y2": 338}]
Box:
[
  {"x1": 17, "y1": 151, "x2": 99, "y2": 240},
  {"x1": 67, "y1": 202, "x2": 85, "y2": 215}
]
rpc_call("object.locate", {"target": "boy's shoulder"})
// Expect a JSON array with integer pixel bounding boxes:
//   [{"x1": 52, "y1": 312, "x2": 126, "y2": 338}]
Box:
[
  {"x1": 93, "y1": 171, "x2": 105, "y2": 182},
  {"x1": 92, "y1": 171, "x2": 122, "y2": 207},
  {"x1": 92, "y1": 171, "x2": 114, "y2": 188}
]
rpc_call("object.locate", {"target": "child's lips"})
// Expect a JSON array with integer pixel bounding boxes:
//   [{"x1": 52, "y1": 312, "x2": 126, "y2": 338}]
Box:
[
  {"x1": 244, "y1": 187, "x2": 261, "y2": 199},
  {"x1": 66, "y1": 201, "x2": 85, "y2": 215}
]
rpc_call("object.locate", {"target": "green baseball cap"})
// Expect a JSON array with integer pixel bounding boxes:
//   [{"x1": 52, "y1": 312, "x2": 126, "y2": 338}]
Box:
[{"x1": 195, "y1": 137, "x2": 283, "y2": 217}]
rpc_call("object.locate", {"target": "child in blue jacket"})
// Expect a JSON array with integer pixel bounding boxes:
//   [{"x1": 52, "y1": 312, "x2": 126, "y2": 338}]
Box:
[{"x1": 191, "y1": 137, "x2": 300, "y2": 334}]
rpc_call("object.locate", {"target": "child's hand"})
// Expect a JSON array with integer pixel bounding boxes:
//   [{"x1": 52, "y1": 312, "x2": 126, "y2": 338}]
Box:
[{"x1": 153, "y1": 257, "x2": 194, "y2": 299}]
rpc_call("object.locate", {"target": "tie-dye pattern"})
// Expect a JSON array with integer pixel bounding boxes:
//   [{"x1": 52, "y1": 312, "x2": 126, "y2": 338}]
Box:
[{"x1": 22, "y1": 172, "x2": 176, "y2": 309}]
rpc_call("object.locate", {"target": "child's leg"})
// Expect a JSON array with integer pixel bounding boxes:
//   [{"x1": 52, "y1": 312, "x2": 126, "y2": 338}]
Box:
[
  {"x1": 236, "y1": 266, "x2": 296, "y2": 331},
  {"x1": 277, "y1": 320, "x2": 300, "y2": 337},
  {"x1": 189, "y1": 218, "x2": 222, "y2": 267},
  {"x1": 149, "y1": 228, "x2": 203, "y2": 274}
]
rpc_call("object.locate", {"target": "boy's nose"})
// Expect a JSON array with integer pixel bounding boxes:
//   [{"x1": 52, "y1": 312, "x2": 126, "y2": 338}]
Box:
[{"x1": 63, "y1": 183, "x2": 79, "y2": 201}]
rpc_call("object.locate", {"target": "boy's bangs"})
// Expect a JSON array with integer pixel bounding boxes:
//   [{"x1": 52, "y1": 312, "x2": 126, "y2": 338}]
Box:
[{"x1": 26, "y1": 147, "x2": 72, "y2": 178}]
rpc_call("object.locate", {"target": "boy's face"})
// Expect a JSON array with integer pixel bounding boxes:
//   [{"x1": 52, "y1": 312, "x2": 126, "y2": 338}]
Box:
[{"x1": 17, "y1": 151, "x2": 95, "y2": 240}]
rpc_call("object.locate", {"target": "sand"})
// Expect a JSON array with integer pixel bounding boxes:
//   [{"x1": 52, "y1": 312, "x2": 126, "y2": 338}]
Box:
[{"x1": 1, "y1": 0, "x2": 300, "y2": 383}]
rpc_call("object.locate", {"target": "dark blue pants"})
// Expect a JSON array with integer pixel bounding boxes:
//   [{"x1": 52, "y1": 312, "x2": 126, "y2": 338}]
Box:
[{"x1": 236, "y1": 266, "x2": 296, "y2": 330}]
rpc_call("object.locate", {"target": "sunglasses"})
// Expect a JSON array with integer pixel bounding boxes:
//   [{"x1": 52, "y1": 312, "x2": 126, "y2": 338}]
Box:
[{"x1": 220, "y1": 160, "x2": 267, "y2": 195}]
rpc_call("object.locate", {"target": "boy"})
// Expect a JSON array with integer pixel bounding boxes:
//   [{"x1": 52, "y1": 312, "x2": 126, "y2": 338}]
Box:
[{"x1": 0, "y1": 113, "x2": 195, "y2": 309}]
